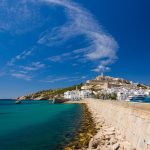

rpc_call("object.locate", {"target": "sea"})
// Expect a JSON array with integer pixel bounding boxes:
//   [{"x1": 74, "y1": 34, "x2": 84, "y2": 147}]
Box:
[{"x1": 0, "y1": 99, "x2": 83, "y2": 150}]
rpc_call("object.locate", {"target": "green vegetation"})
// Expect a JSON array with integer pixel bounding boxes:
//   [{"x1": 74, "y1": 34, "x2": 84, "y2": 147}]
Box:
[
  {"x1": 109, "y1": 93, "x2": 117, "y2": 100},
  {"x1": 137, "y1": 84, "x2": 147, "y2": 89},
  {"x1": 22, "y1": 83, "x2": 83, "y2": 100}
]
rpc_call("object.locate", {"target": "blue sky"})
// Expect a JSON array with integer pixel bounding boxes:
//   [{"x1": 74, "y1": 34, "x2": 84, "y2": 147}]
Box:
[{"x1": 0, "y1": 0, "x2": 150, "y2": 98}]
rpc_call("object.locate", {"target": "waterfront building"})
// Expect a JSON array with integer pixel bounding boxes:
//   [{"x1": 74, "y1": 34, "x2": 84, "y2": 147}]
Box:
[
  {"x1": 80, "y1": 90, "x2": 93, "y2": 98},
  {"x1": 64, "y1": 91, "x2": 72, "y2": 99},
  {"x1": 144, "y1": 90, "x2": 150, "y2": 96},
  {"x1": 64, "y1": 90, "x2": 93, "y2": 101},
  {"x1": 64, "y1": 90, "x2": 81, "y2": 101}
]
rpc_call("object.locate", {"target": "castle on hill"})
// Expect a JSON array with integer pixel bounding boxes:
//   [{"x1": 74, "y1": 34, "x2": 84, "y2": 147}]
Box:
[{"x1": 81, "y1": 73, "x2": 133, "y2": 91}]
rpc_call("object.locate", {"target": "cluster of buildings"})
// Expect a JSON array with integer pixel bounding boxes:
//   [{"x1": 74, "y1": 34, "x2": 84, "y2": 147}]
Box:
[
  {"x1": 100, "y1": 87, "x2": 150, "y2": 101},
  {"x1": 64, "y1": 74, "x2": 150, "y2": 101},
  {"x1": 64, "y1": 89, "x2": 93, "y2": 101}
]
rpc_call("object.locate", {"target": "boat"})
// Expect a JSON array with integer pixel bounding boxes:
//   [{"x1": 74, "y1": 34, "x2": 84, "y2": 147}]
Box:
[
  {"x1": 135, "y1": 94, "x2": 145, "y2": 100},
  {"x1": 15, "y1": 100, "x2": 21, "y2": 104},
  {"x1": 125, "y1": 99, "x2": 130, "y2": 102},
  {"x1": 52, "y1": 98, "x2": 70, "y2": 104},
  {"x1": 127, "y1": 96, "x2": 134, "y2": 101}
]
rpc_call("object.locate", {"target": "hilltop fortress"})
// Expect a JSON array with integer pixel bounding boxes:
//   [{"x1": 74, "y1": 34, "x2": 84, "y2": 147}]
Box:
[{"x1": 81, "y1": 73, "x2": 147, "y2": 91}]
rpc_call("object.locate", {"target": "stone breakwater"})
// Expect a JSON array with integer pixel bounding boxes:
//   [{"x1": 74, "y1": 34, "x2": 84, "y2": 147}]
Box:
[
  {"x1": 87, "y1": 102, "x2": 134, "y2": 150},
  {"x1": 85, "y1": 99, "x2": 150, "y2": 150},
  {"x1": 64, "y1": 100, "x2": 134, "y2": 150}
]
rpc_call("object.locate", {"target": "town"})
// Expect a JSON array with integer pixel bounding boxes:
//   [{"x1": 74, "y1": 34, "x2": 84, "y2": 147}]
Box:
[{"x1": 64, "y1": 73, "x2": 150, "y2": 101}]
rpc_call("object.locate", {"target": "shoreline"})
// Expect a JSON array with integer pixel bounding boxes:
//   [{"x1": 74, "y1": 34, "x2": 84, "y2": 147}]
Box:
[
  {"x1": 64, "y1": 103, "x2": 97, "y2": 150},
  {"x1": 65, "y1": 99, "x2": 135, "y2": 150}
]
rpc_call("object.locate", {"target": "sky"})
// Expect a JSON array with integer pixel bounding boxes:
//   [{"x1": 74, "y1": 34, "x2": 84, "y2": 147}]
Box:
[{"x1": 0, "y1": 0, "x2": 150, "y2": 98}]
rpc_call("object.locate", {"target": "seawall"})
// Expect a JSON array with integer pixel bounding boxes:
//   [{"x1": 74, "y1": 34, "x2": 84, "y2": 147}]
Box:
[{"x1": 85, "y1": 99, "x2": 150, "y2": 150}]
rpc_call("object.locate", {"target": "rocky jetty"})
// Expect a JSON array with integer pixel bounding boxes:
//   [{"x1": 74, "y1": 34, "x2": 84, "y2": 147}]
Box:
[
  {"x1": 65, "y1": 100, "x2": 136, "y2": 150},
  {"x1": 87, "y1": 102, "x2": 135, "y2": 150}
]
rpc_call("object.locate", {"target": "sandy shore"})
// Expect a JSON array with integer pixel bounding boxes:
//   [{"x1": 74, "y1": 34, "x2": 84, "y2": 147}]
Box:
[{"x1": 66, "y1": 99, "x2": 135, "y2": 150}]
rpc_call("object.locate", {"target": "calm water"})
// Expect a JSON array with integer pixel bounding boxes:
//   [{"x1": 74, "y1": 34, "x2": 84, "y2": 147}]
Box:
[{"x1": 0, "y1": 100, "x2": 83, "y2": 150}]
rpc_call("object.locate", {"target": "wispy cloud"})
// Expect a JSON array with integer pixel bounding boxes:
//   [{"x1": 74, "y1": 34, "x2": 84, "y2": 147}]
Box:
[
  {"x1": 2, "y1": 0, "x2": 118, "y2": 81},
  {"x1": 0, "y1": 0, "x2": 45, "y2": 34},
  {"x1": 16, "y1": 50, "x2": 32, "y2": 60},
  {"x1": 11, "y1": 73, "x2": 32, "y2": 81},
  {"x1": 7, "y1": 50, "x2": 33, "y2": 66},
  {"x1": 20, "y1": 62, "x2": 45, "y2": 71},
  {"x1": 42, "y1": 75, "x2": 87, "y2": 83},
  {"x1": 32, "y1": 61, "x2": 45, "y2": 68},
  {"x1": 39, "y1": 0, "x2": 118, "y2": 72},
  {"x1": 7, "y1": 61, "x2": 45, "y2": 81},
  {"x1": 48, "y1": 55, "x2": 62, "y2": 62},
  {"x1": 48, "y1": 52, "x2": 73, "y2": 62}
]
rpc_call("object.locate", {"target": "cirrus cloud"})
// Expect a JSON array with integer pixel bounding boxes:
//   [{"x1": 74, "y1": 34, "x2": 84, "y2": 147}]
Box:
[
  {"x1": 39, "y1": 0, "x2": 118, "y2": 72},
  {"x1": 2, "y1": 0, "x2": 118, "y2": 81}
]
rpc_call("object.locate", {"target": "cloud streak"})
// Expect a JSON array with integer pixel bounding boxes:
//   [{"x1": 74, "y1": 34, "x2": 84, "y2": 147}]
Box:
[
  {"x1": 41, "y1": 75, "x2": 87, "y2": 83},
  {"x1": 7, "y1": 61, "x2": 45, "y2": 81},
  {"x1": 11, "y1": 73, "x2": 32, "y2": 81},
  {"x1": 2, "y1": 0, "x2": 118, "y2": 81},
  {"x1": 0, "y1": 0, "x2": 45, "y2": 34},
  {"x1": 38, "y1": 0, "x2": 118, "y2": 72},
  {"x1": 7, "y1": 50, "x2": 33, "y2": 66}
]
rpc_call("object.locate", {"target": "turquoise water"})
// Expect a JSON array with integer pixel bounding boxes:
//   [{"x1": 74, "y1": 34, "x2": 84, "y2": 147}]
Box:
[{"x1": 0, "y1": 100, "x2": 83, "y2": 150}]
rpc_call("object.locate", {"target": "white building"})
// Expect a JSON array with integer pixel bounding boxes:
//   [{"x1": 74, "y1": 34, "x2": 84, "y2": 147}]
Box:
[
  {"x1": 64, "y1": 90, "x2": 81, "y2": 101},
  {"x1": 104, "y1": 87, "x2": 149, "y2": 101},
  {"x1": 117, "y1": 92, "x2": 128, "y2": 100},
  {"x1": 64, "y1": 91, "x2": 72, "y2": 99},
  {"x1": 80, "y1": 90, "x2": 93, "y2": 98},
  {"x1": 64, "y1": 90, "x2": 92, "y2": 101},
  {"x1": 144, "y1": 90, "x2": 150, "y2": 96}
]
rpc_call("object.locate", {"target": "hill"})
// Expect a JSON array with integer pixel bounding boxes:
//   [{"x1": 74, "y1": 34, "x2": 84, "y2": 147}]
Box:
[{"x1": 17, "y1": 84, "x2": 83, "y2": 100}]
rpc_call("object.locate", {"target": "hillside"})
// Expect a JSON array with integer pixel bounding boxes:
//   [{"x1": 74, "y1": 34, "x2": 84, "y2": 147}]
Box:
[{"x1": 17, "y1": 84, "x2": 83, "y2": 100}]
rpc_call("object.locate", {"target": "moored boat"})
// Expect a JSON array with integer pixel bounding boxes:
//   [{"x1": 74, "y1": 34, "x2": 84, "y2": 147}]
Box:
[
  {"x1": 15, "y1": 100, "x2": 21, "y2": 104},
  {"x1": 135, "y1": 94, "x2": 145, "y2": 100},
  {"x1": 52, "y1": 98, "x2": 70, "y2": 104},
  {"x1": 127, "y1": 96, "x2": 134, "y2": 101}
]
